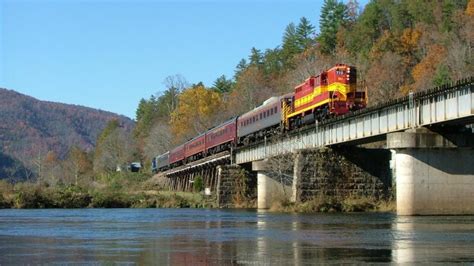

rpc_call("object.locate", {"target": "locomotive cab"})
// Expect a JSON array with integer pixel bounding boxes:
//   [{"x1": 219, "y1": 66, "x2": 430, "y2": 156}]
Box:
[{"x1": 283, "y1": 64, "x2": 366, "y2": 129}]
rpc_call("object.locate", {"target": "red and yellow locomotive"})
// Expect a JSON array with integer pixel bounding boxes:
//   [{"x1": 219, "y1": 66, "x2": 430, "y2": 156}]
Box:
[{"x1": 283, "y1": 64, "x2": 366, "y2": 129}]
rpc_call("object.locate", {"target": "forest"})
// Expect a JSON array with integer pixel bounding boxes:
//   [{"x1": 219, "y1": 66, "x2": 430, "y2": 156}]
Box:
[
  {"x1": 134, "y1": 0, "x2": 473, "y2": 169},
  {"x1": 0, "y1": 0, "x2": 472, "y2": 207}
]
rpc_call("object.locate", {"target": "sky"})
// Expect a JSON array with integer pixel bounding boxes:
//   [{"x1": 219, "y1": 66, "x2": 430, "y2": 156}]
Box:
[{"x1": 0, "y1": 0, "x2": 368, "y2": 119}]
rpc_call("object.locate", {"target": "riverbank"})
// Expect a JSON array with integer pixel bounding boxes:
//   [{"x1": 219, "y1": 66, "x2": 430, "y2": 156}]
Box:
[
  {"x1": 269, "y1": 194, "x2": 395, "y2": 213},
  {"x1": 0, "y1": 183, "x2": 217, "y2": 209},
  {"x1": 0, "y1": 173, "x2": 394, "y2": 212},
  {"x1": 0, "y1": 173, "x2": 217, "y2": 209}
]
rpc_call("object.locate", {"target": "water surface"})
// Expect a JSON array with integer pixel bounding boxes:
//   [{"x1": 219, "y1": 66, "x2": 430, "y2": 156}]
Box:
[{"x1": 1, "y1": 209, "x2": 473, "y2": 264}]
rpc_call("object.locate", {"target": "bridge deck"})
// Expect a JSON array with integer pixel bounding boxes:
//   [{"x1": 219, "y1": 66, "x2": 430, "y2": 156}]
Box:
[
  {"x1": 163, "y1": 151, "x2": 230, "y2": 176},
  {"x1": 236, "y1": 78, "x2": 474, "y2": 164}
]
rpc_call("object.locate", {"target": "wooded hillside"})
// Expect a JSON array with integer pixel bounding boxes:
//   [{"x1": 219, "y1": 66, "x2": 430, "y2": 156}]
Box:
[
  {"x1": 134, "y1": 0, "x2": 473, "y2": 165},
  {"x1": 0, "y1": 88, "x2": 134, "y2": 182}
]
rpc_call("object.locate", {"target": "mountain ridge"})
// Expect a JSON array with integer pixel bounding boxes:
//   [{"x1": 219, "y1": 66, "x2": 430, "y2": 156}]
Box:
[{"x1": 0, "y1": 87, "x2": 135, "y2": 180}]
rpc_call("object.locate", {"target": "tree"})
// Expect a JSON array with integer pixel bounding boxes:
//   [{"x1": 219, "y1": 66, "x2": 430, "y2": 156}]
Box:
[
  {"x1": 346, "y1": 0, "x2": 360, "y2": 23},
  {"x1": 262, "y1": 48, "x2": 285, "y2": 79},
  {"x1": 366, "y1": 52, "x2": 406, "y2": 104},
  {"x1": 43, "y1": 150, "x2": 59, "y2": 185},
  {"x1": 134, "y1": 75, "x2": 187, "y2": 142},
  {"x1": 318, "y1": 0, "x2": 348, "y2": 54},
  {"x1": 433, "y1": 64, "x2": 452, "y2": 86},
  {"x1": 143, "y1": 120, "x2": 172, "y2": 163},
  {"x1": 94, "y1": 120, "x2": 135, "y2": 173},
  {"x1": 228, "y1": 65, "x2": 272, "y2": 116},
  {"x1": 411, "y1": 44, "x2": 447, "y2": 91},
  {"x1": 212, "y1": 75, "x2": 233, "y2": 94},
  {"x1": 467, "y1": 0, "x2": 474, "y2": 16},
  {"x1": 282, "y1": 22, "x2": 301, "y2": 64},
  {"x1": 249, "y1": 47, "x2": 263, "y2": 66},
  {"x1": 286, "y1": 51, "x2": 335, "y2": 91},
  {"x1": 30, "y1": 143, "x2": 48, "y2": 182},
  {"x1": 234, "y1": 58, "x2": 248, "y2": 78},
  {"x1": 161, "y1": 74, "x2": 188, "y2": 115},
  {"x1": 295, "y1": 17, "x2": 315, "y2": 51},
  {"x1": 440, "y1": 0, "x2": 461, "y2": 32},
  {"x1": 134, "y1": 96, "x2": 159, "y2": 139},
  {"x1": 405, "y1": 0, "x2": 435, "y2": 25},
  {"x1": 343, "y1": 1, "x2": 384, "y2": 55},
  {"x1": 64, "y1": 146, "x2": 92, "y2": 185},
  {"x1": 170, "y1": 85, "x2": 223, "y2": 142}
]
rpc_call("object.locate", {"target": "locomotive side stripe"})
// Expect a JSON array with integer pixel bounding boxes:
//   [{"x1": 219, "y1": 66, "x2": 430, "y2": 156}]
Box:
[
  {"x1": 294, "y1": 82, "x2": 355, "y2": 108},
  {"x1": 287, "y1": 98, "x2": 332, "y2": 119},
  {"x1": 288, "y1": 82, "x2": 357, "y2": 119}
]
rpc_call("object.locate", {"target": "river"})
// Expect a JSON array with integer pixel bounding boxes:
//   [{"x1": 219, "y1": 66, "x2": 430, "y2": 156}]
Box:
[{"x1": 0, "y1": 209, "x2": 473, "y2": 264}]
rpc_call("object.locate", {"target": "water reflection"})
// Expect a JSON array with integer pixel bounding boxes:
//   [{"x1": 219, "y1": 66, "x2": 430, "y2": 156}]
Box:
[
  {"x1": 392, "y1": 216, "x2": 474, "y2": 264},
  {"x1": 0, "y1": 209, "x2": 473, "y2": 264}
]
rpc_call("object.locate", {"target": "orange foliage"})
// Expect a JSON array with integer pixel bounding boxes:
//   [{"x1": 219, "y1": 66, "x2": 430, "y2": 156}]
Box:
[
  {"x1": 411, "y1": 44, "x2": 447, "y2": 90},
  {"x1": 370, "y1": 30, "x2": 395, "y2": 59},
  {"x1": 365, "y1": 52, "x2": 405, "y2": 104},
  {"x1": 399, "y1": 85, "x2": 412, "y2": 95},
  {"x1": 227, "y1": 66, "x2": 270, "y2": 116},
  {"x1": 398, "y1": 28, "x2": 421, "y2": 56},
  {"x1": 170, "y1": 85, "x2": 222, "y2": 143},
  {"x1": 44, "y1": 151, "x2": 58, "y2": 165},
  {"x1": 467, "y1": 0, "x2": 474, "y2": 16}
]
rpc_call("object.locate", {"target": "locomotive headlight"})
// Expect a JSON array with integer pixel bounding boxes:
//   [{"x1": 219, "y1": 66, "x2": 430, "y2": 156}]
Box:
[{"x1": 347, "y1": 68, "x2": 350, "y2": 73}]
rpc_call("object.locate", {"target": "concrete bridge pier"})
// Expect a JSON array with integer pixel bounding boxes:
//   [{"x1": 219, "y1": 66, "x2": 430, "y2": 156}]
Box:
[
  {"x1": 388, "y1": 128, "x2": 474, "y2": 215},
  {"x1": 253, "y1": 160, "x2": 292, "y2": 209}
]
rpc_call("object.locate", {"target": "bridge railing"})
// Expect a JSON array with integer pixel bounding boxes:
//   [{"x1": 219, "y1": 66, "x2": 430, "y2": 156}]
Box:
[{"x1": 235, "y1": 78, "x2": 473, "y2": 164}]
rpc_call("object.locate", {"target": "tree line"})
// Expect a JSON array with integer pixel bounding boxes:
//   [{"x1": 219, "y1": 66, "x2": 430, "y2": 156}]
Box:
[
  {"x1": 5, "y1": 0, "x2": 471, "y2": 185},
  {"x1": 131, "y1": 0, "x2": 473, "y2": 171}
]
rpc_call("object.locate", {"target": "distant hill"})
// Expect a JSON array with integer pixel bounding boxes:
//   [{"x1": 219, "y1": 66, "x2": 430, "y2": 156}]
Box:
[{"x1": 0, "y1": 88, "x2": 135, "y2": 181}]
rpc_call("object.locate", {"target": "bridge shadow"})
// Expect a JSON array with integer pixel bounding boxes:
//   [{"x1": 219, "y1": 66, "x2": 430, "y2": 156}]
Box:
[{"x1": 332, "y1": 146, "x2": 392, "y2": 191}]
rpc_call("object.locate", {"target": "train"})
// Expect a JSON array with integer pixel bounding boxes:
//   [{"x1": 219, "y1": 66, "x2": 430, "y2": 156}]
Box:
[{"x1": 152, "y1": 64, "x2": 366, "y2": 173}]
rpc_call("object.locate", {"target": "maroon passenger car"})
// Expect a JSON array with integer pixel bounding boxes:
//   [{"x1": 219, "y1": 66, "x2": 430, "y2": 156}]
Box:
[
  {"x1": 169, "y1": 144, "x2": 185, "y2": 167},
  {"x1": 184, "y1": 133, "x2": 206, "y2": 162},
  {"x1": 205, "y1": 118, "x2": 237, "y2": 154}
]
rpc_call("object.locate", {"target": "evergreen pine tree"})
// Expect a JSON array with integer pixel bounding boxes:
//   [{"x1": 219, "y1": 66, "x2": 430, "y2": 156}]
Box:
[
  {"x1": 212, "y1": 75, "x2": 233, "y2": 94},
  {"x1": 282, "y1": 22, "x2": 301, "y2": 65},
  {"x1": 234, "y1": 58, "x2": 248, "y2": 78},
  {"x1": 296, "y1": 17, "x2": 315, "y2": 51},
  {"x1": 249, "y1": 47, "x2": 263, "y2": 66},
  {"x1": 318, "y1": 0, "x2": 348, "y2": 54}
]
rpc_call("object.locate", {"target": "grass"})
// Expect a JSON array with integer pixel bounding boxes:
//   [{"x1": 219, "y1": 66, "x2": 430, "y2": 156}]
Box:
[
  {"x1": 0, "y1": 173, "x2": 217, "y2": 209},
  {"x1": 0, "y1": 174, "x2": 395, "y2": 212},
  {"x1": 269, "y1": 194, "x2": 396, "y2": 213}
]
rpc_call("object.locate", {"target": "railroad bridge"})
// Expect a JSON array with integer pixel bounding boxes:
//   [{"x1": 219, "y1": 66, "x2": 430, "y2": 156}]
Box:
[{"x1": 160, "y1": 78, "x2": 474, "y2": 215}]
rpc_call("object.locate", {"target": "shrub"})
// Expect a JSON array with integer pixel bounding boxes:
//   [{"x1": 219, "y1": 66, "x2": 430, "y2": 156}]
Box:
[
  {"x1": 0, "y1": 193, "x2": 12, "y2": 208},
  {"x1": 90, "y1": 191, "x2": 132, "y2": 208},
  {"x1": 14, "y1": 184, "x2": 55, "y2": 208},
  {"x1": 52, "y1": 186, "x2": 92, "y2": 208},
  {"x1": 193, "y1": 176, "x2": 204, "y2": 192}
]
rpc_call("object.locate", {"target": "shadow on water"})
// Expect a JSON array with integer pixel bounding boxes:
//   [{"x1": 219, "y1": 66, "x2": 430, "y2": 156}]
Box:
[{"x1": 0, "y1": 209, "x2": 473, "y2": 264}]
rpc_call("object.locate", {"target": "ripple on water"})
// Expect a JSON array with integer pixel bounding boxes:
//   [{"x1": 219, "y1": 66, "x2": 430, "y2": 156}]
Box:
[{"x1": 0, "y1": 209, "x2": 473, "y2": 264}]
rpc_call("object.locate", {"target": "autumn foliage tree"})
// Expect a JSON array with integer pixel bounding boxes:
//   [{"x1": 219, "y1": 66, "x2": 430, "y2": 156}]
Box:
[
  {"x1": 133, "y1": 0, "x2": 472, "y2": 165},
  {"x1": 170, "y1": 85, "x2": 223, "y2": 143},
  {"x1": 411, "y1": 44, "x2": 448, "y2": 91},
  {"x1": 64, "y1": 146, "x2": 92, "y2": 185},
  {"x1": 94, "y1": 120, "x2": 135, "y2": 174}
]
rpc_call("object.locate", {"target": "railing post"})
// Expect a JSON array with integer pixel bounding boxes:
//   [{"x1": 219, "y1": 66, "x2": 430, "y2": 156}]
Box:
[
  {"x1": 409, "y1": 91, "x2": 415, "y2": 128},
  {"x1": 264, "y1": 135, "x2": 267, "y2": 158}
]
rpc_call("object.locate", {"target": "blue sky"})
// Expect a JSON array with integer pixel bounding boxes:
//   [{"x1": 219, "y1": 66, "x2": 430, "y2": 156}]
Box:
[{"x1": 0, "y1": 0, "x2": 368, "y2": 119}]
